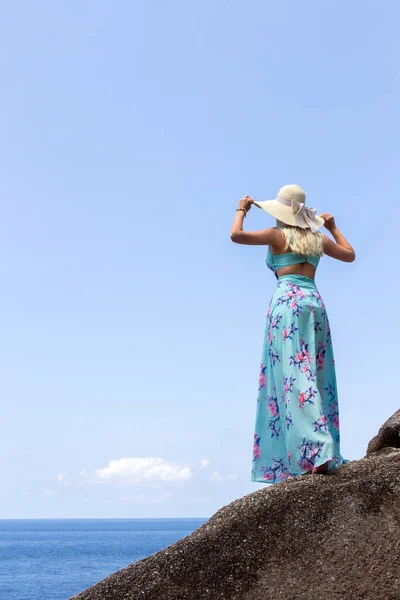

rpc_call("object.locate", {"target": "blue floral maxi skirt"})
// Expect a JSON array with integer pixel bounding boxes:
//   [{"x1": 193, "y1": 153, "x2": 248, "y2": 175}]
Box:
[{"x1": 251, "y1": 275, "x2": 347, "y2": 484}]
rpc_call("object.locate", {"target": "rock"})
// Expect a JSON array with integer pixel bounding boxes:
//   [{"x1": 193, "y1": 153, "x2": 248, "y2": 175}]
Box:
[
  {"x1": 71, "y1": 412, "x2": 400, "y2": 600},
  {"x1": 366, "y1": 409, "x2": 400, "y2": 455}
]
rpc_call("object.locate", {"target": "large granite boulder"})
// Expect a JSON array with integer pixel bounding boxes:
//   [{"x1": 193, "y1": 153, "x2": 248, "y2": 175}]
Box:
[
  {"x1": 71, "y1": 411, "x2": 400, "y2": 600},
  {"x1": 366, "y1": 409, "x2": 400, "y2": 455}
]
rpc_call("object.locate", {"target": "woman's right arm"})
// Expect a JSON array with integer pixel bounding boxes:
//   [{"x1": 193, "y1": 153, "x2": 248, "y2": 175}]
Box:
[{"x1": 321, "y1": 213, "x2": 356, "y2": 263}]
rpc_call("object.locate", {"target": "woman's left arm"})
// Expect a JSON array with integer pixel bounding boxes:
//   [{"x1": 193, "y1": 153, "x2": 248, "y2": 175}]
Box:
[{"x1": 230, "y1": 195, "x2": 278, "y2": 246}]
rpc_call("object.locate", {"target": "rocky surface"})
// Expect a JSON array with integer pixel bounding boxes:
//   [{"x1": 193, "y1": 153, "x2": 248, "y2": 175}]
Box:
[
  {"x1": 71, "y1": 411, "x2": 400, "y2": 600},
  {"x1": 366, "y1": 409, "x2": 400, "y2": 455}
]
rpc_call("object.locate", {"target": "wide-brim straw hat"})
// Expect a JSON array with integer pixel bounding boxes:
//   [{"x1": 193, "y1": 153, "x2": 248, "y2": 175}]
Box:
[{"x1": 253, "y1": 184, "x2": 324, "y2": 233}]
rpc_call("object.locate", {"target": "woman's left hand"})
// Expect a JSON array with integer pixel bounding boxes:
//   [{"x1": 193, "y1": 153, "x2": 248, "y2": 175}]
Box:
[{"x1": 238, "y1": 195, "x2": 254, "y2": 213}]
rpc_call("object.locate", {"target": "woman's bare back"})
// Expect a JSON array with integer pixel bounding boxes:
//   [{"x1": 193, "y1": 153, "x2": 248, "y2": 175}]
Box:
[{"x1": 270, "y1": 235, "x2": 318, "y2": 279}]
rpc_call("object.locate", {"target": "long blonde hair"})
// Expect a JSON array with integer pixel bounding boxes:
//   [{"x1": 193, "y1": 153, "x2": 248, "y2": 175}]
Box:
[{"x1": 277, "y1": 221, "x2": 324, "y2": 256}]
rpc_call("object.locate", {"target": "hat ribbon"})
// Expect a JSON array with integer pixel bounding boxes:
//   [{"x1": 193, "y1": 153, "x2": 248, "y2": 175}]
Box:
[{"x1": 276, "y1": 195, "x2": 319, "y2": 233}]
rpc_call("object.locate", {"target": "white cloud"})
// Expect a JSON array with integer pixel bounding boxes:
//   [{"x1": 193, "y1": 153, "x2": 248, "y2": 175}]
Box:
[
  {"x1": 199, "y1": 458, "x2": 210, "y2": 470},
  {"x1": 94, "y1": 457, "x2": 193, "y2": 486},
  {"x1": 57, "y1": 472, "x2": 71, "y2": 487},
  {"x1": 119, "y1": 492, "x2": 174, "y2": 504},
  {"x1": 211, "y1": 472, "x2": 238, "y2": 482},
  {"x1": 44, "y1": 489, "x2": 56, "y2": 496},
  {"x1": 80, "y1": 469, "x2": 86, "y2": 476}
]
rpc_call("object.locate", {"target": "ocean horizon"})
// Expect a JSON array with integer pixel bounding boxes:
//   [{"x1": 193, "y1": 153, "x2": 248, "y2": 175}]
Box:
[{"x1": 0, "y1": 517, "x2": 208, "y2": 600}]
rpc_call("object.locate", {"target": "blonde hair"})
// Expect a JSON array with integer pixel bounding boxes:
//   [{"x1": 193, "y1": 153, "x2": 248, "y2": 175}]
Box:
[{"x1": 277, "y1": 221, "x2": 324, "y2": 257}]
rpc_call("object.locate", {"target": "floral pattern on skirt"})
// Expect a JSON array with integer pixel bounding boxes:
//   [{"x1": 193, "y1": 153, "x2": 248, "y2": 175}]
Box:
[{"x1": 251, "y1": 275, "x2": 348, "y2": 484}]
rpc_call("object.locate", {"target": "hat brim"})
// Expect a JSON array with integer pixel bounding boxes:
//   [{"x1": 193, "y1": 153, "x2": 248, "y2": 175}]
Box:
[{"x1": 253, "y1": 199, "x2": 324, "y2": 230}]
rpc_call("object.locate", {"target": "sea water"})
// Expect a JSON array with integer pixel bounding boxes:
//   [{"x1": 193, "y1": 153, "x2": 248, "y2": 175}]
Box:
[{"x1": 0, "y1": 518, "x2": 207, "y2": 599}]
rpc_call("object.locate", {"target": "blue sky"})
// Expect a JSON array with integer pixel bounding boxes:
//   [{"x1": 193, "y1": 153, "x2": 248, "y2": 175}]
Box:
[{"x1": 1, "y1": 1, "x2": 399, "y2": 518}]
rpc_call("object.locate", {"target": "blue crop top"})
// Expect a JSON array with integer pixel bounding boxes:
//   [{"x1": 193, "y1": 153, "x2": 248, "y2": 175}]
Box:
[{"x1": 266, "y1": 228, "x2": 321, "y2": 277}]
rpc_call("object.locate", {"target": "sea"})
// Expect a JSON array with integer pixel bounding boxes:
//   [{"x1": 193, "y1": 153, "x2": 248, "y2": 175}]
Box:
[{"x1": 0, "y1": 518, "x2": 207, "y2": 600}]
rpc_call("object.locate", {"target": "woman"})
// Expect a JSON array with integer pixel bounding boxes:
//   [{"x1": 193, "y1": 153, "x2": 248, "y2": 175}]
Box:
[{"x1": 230, "y1": 185, "x2": 355, "y2": 483}]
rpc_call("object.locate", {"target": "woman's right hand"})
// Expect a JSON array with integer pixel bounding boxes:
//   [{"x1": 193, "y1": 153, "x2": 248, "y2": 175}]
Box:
[{"x1": 320, "y1": 212, "x2": 337, "y2": 233}]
